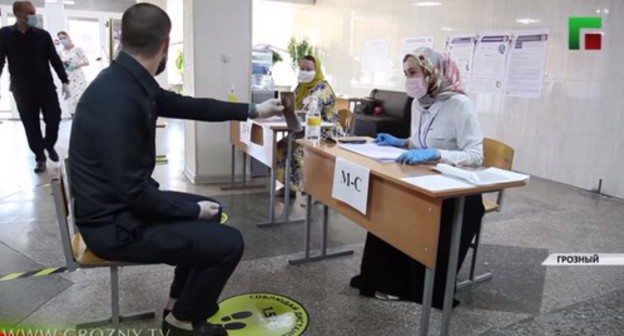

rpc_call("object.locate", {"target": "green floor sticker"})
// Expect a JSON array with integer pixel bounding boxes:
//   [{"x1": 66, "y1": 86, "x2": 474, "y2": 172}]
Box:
[{"x1": 207, "y1": 292, "x2": 309, "y2": 336}]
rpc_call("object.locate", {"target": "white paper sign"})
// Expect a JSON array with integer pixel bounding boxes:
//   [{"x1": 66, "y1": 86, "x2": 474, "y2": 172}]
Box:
[
  {"x1": 363, "y1": 40, "x2": 390, "y2": 71},
  {"x1": 471, "y1": 33, "x2": 511, "y2": 94},
  {"x1": 239, "y1": 120, "x2": 252, "y2": 145},
  {"x1": 446, "y1": 35, "x2": 477, "y2": 91},
  {"x1": 331, "y1": 157, "x2": 370, "y2": 215},
  {"x1": 505, "y1": 30, "x2": 549, "y2": 98}
]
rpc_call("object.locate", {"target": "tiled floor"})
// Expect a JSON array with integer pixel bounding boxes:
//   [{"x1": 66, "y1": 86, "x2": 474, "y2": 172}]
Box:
[{"x1": 1, "y1": 119, "x2": 623, "y2": 335}]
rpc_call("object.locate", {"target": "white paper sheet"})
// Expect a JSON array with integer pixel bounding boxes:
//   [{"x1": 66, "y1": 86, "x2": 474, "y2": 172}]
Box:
[
  {"x1": 239, "y1": 120, "x2": 252, "y2": 145},
  {"x1": 339, "y1": 143, "x2": 407, "y2": 162},
  {"x1": 332, "y1": 157, "x2": 371, "y2": 214},
  {"x1": 505, "y1": 30, "x2": 549, "y2": 98},
  {"x1": 471, "y1": 33, "x2": 511, "y2": 94},
  {"x1": 433, "y1": 164, "x2": 530, "y2": 186},
  {"x1": 363, "y1": 40, "x2": 390, "y2": 72},
  {"x1": 402, "y1": 175, "x2": 474, "y2": 192},
  {"x1": 446, "y1": 35, "x2": 477, "y2": 91}
]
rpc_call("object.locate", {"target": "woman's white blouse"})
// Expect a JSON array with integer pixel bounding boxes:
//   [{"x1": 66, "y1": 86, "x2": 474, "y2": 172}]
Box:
[{"x1": 409, "y1": 94, "x2": 483, "y2": 167}]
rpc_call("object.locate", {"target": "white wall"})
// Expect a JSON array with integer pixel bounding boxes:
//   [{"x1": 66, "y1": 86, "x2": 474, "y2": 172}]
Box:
[
  {"x1": 288, "y1": 0, "x2": 623, "y2": 199},
  {"x1": 183, "y1": 0, "x2": 252, "y2": 183}
]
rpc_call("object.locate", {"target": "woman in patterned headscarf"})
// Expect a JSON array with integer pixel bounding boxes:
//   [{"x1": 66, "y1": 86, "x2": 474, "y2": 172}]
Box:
[
  {"x1": 275, "y1": 55, "x2": 344, "y2": 196},
  {"x1": 350, "y1": 48, "x2": 485, "y2": 309}
]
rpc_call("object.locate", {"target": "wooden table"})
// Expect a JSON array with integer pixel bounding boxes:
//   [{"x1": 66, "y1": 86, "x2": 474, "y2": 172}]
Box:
[
  {"x1": 292, "y1": 140, "x2": 527, "y2": 336},
  {"x1": 228, "y1": 119, "x2": 333, "y2": 227}
]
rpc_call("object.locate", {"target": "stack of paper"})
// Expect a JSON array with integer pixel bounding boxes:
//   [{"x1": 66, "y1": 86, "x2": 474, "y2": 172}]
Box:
[
  {"x1": 339, "y1": 143, "x2": 407, "y2": 162},
  {"x1": 402, "y1": 164, "x2": 530, "y2": 192},
  {"x1": 433, "y1": 163, "x2": 530, "y2": 186}
]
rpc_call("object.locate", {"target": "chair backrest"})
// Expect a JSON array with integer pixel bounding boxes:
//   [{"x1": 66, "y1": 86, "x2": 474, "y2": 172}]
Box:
[
  {"x1": 482, "y1": 138, "x2": 514, "y2": 170},
  {"x1": 337, "y1": 109, "x2": 354, "y2": 135},
  {"x1": 51, "y1": 159, "x2": 78, "y2": 270},
  {"x1": 482, "y1": 138, "x2": 515, "y2": 211}
]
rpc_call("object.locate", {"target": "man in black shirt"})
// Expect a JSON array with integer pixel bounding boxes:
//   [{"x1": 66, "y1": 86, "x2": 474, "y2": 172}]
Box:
[
  {"x1": 0, "y1": 1, "x2": 70, "y2": 173},
  {"x1": 69, "y1": 4, "x2": 283, "y2": 336}
]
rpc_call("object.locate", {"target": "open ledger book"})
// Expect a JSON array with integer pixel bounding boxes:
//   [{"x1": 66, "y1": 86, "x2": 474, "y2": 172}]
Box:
[{"x1": 432, "y1": 164, "x2": 530, "y2": 186}]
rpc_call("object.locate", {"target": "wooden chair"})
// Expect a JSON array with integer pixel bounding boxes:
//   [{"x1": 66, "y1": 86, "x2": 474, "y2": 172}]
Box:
[
  {"x1": 457, "y1": 138, "x2": 515, "y2": 289},
  {"x1": 337, "y1": 109, "x2": 355, "y2": 136},
  {"x1": 51, "y1": 159, "x2": 155, "y2": 329}
]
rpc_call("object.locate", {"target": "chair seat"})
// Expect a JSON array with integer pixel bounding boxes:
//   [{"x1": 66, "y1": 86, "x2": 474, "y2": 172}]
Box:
[
  {"x1": 482, "y1": 198, "x2": 500, "y2": 213},
  {"x1": 72, "y1": 233, "x2": 117, "y2": 267}
]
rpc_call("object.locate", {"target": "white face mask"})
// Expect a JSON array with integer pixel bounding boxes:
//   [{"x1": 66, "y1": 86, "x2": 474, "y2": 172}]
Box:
[
  {"x1": 26, "y1": 15, "x2": 38, "y2": 27},
  {"x1": 405, "y1": 76, "x2": 428, "y2": 99},
  {"x1": 298, "y1": 70, "x2": 316, "y2": 83}
]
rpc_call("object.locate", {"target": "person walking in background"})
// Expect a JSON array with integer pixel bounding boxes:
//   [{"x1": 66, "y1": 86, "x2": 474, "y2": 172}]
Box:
[
  {"x1": 58, "y1": 31, "x2": 89, "y2": 117},
  {"x1": 0, "y1": 1, "x2": 70, "y2": 173}
]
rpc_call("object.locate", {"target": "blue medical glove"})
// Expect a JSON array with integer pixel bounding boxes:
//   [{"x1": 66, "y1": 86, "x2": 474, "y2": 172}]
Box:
[
  {"x1": 374, "y1": 133, "x2": 406, "y2": 147},
  {"x1": 396, "y1": 149, "x2": 440, "y2": 165}
]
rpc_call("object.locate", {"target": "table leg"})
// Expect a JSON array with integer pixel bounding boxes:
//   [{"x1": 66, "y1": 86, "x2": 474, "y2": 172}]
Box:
[
  {"x1": 419, "y1": 267, "x2": 435, "y2": 336},
  {"x1": 440, "y1": 196, "x2": 466, "y2": 336},
  {"x1": 258, "y1": 131, "x2": 305, "y2": 227},
  {"x1": 289, "y1": 198, "x2": 353, "y2": 265},
  {"x1": 283, "y1": 132, "x2": 293, "y2": 221},
  {"x1": 221, "y1": 145, "x2": 264, "y2": 191}
]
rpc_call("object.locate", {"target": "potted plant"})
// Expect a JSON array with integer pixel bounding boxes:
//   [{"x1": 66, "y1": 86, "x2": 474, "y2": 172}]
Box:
[{"x1": 287, "y1": 37, "x2": 314, "y2": 70}]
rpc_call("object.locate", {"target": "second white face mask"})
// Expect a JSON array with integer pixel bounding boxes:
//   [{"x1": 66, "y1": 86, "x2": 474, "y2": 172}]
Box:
[
  {"x1": 299, "y1": 70, "x2": 316, "y2": 83},
  {"x1": 405, "y1": 77, "x2": 428, "y2": 99}
]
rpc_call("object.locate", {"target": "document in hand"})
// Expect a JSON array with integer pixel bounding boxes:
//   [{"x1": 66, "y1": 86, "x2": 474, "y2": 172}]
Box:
[
  {"x1": 339, "y1": 143, "x2": 407, "y2": 162},
  {"x1": 433, "y1": 163, "x2": 530, "y2": 186},
  {"x1": 280, "y1": 91, "x2": 302, "y2": 132}
]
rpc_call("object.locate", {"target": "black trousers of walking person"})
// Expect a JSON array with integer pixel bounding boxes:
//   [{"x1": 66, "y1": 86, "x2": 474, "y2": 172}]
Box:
[
  {"x1": 12, "y1": 85, "x2": 62, "y2": 161},
  {"x1": 79, "y1": 191, "x2": 244, "y2": 323}
]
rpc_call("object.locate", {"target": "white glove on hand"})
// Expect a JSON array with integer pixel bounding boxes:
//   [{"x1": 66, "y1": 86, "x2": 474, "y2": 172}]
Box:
[
  {"x1": 62, "y1": 84, "x2": 71, "y2": 100},
  {"x1": 255, "y1": 98, "x2": 284, "y2": 119},
  {"x1": 197, "y1": 200, "x2": 220, "y2": 220}
]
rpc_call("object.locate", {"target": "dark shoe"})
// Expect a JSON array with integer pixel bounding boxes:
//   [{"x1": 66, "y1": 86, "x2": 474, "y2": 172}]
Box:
[
  {"x1": 163, "y1": 318, "x2": 228, "y2": 336},
  {"x1": 193, "y1": 321, "x2": 228, "y2": 336},
  {"x1": 34, "y1": 160, "x2": 46, "y2": 173},
  {"x1": 275, "y1": 187, "x2": 296, "y2": 198},
  {"x1": 46, "y1": 147, "x2": 59, "y2": 162}
]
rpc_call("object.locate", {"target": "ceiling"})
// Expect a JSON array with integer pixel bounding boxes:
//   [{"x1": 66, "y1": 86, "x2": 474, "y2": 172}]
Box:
[{"x1": 0, "y1": 0, "x2": 135, "y2": 13}]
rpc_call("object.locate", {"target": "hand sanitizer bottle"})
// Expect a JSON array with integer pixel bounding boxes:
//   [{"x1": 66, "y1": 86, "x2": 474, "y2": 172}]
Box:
[{"x1": 305, "y1": 97, "x2": 321, "y2": 146}]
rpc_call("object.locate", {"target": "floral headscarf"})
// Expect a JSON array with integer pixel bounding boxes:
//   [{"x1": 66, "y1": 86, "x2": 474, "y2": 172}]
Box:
[{"x1": 404, "y1": 47, "x2": 465, "y2": 108}]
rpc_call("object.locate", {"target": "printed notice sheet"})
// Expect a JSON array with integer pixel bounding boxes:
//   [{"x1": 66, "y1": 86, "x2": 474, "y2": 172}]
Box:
[
  {"x1": 446, "y1": 35, "x2": 477, "y2": 91},
  {"x1": 505, "y1": 30, "x2": 549, "y2": 98},
  {"x1": 471, "y1": 33, "x2": 511, "y2": 94}
]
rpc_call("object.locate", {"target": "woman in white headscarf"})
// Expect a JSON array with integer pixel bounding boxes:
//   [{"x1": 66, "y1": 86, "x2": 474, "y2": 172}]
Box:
[{"x1": 350, "y1": 48, "x2": 484, "y2": 309}]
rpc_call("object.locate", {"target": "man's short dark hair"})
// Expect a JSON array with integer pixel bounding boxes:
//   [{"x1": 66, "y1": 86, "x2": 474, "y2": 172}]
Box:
[
  {"x1": 13, "y1": 1, "x2": 33, "y2": 15},
  {"x1": 121, "y1": 3, "x2": 171, "y2": 57}
]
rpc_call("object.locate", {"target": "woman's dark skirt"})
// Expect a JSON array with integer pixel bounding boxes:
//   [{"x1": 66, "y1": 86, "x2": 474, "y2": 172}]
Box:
[{"x1": 350, "y1": 195, "x2": 485, "y2": 309}]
